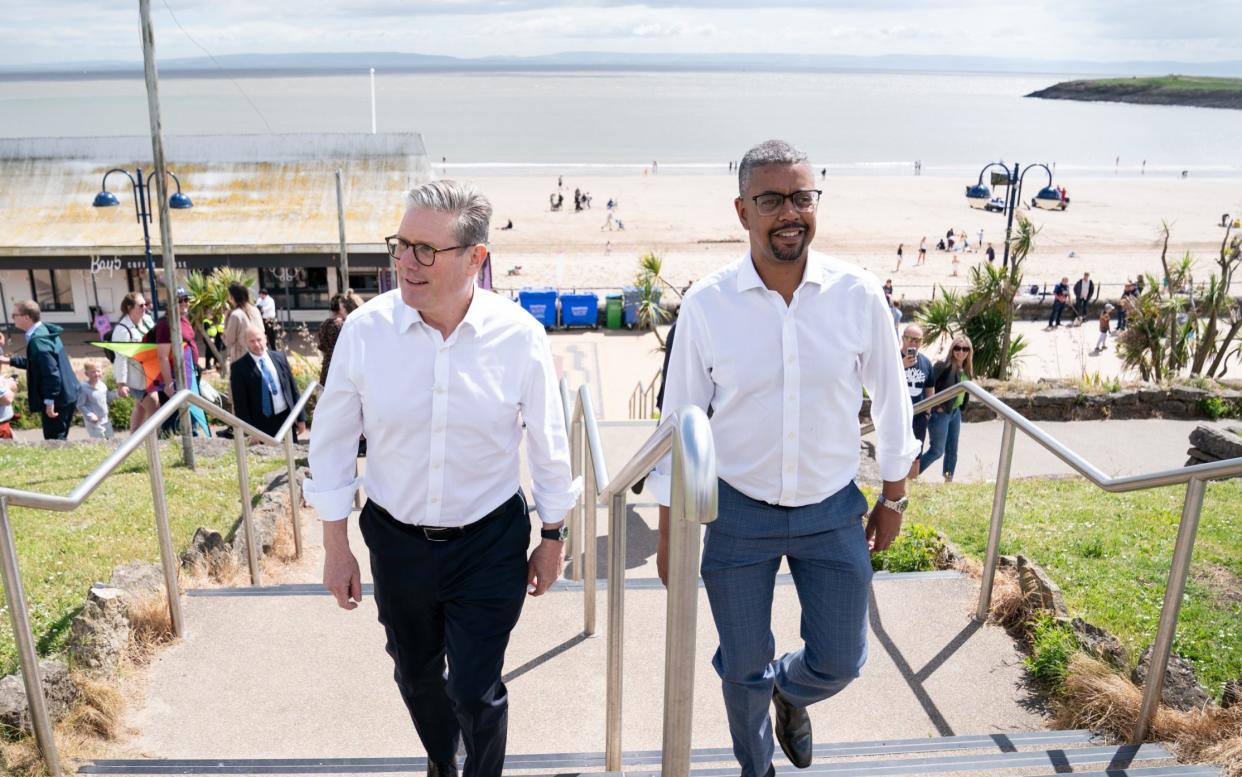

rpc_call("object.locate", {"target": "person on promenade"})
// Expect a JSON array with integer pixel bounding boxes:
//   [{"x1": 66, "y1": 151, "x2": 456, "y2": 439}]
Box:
[
  {"x1": 223, "y1": 282, "x2": 264, "y2": 366},
  {"x1": 0, "y1": 301, "x2": 80, "y2": 439},
  {"x1": 1048, "y1": 276, "x2": 1070, "y2": 328},
  {"x1": 1118, "y1": 278, "x2": 1138, "y2": 330},
  {"x1": 0, "y1": 373, "x2": 16, "y2": 439},
  {"x1": 112, "y1": 291, "x2": 158, "y2": 431},
  {"x1": 304, "y1": 180, "x2": 578, "y2": 777},
  {"x1": 894, "y1": 243, "x2": 904, "y2": 272},
  {"x1": 230, "y1": 325, "x2": 305, "y2": 442},
  {"x1": 985, "y1": 243, "x2": 995, "y2": 263},
  {"x1": 1093, "y1": 305, "x2": 1115, "y2": 353},
  {"x1": 317, "y1": 292, "x2": 359, "y2": 386},
  {"x1": 901, "y1": 324, "x2": 934, "y2": 479},
  {"x1": 1073, "y1": 272, "x2": 1095, "y2": 324},
  {"x1": 918, "y1": 335, "x2": 974, "y2": 483},
  {"x1": 256, "y1": 288, "x2": 279, "y2": 348},
  {"x1": 78, "y1": 360, "x2": 117, "y2": 439},
  {"x1": 648, "y1": 140, "x2": 918, "y2": 777},
  {"x1": 153, "y1": 288, "x2": 211, "y2": 437}
]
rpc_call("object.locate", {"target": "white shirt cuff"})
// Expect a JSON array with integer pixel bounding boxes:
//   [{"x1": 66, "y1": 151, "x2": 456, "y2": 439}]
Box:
[
  {"x1": 532, "y1": 476, "x2": 583, "y2": 525},
  {"x1": 645, "y1": 468, "x2": 672, "y2": 507},
  {"x1": 302, "y1": 476, "x2": 361, "y2": 522}
]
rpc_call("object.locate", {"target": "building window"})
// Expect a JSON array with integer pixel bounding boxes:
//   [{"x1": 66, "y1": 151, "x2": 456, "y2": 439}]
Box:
[
  {"x1": 260, "y1": 267, "x2": 330, "y2": 312},
  {"x1": 347, "y1": 271, "x2": 381, "y2": 300},
  {"x1": 28, "y1": 269, "x2": 73, "y2": 312}
]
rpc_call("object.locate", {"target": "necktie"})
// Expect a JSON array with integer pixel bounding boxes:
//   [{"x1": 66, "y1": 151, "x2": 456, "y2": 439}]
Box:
[{"x1": 259, "y1": 357, "x2": 278, "y2": 417}]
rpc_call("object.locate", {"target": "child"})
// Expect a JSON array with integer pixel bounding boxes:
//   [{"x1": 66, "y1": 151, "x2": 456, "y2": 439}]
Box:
[
  {"x1": 1095, "y1": 304, "x2": 1114, "y2": 352},
  {"x1": 77, "y1": 360, "x2": 117, "y2": 439},
  {"x1": 0, "y1": 374, "x2": 16, "y2": 439}
]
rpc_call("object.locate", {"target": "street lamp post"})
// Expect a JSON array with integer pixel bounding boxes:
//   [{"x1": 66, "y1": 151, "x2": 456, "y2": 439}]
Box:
[
  {"x1": 965, "y1": 161, "x2": 1061, "y2": 271},
  {"x1": 92, "y1": 168, "x2": 192, "y2": 321}
]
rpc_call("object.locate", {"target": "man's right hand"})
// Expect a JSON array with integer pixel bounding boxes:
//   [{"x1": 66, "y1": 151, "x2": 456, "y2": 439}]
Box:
[
  {"x1": 902, "y1": 353, "x2": 916, "y2": 368},
  {"x1": 323, "y1": 522, "x2": 363, "y2": 610}
]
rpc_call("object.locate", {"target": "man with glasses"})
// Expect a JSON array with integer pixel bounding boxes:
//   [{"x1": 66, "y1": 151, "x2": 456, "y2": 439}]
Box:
[
  {"x1": 648, "y1": 140, "x2": 918, "y2": 777},
  {"x1": 901, "y1": 324, "x2": 934, "y2": 479},
  {"x1": 0, "y1": 300, "x2": 81, "y2": 439},
  {"x1": 304, "y1": 180, "x2": 577, "y2": 777}
]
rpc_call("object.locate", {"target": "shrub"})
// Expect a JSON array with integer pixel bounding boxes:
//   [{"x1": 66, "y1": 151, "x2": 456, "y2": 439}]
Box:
[
  {"x1": 872, "y1": 522, "x2": 943, "y2": 572},
  {"x1": 1024, "y1": 614, "x2": 1080, "y2": 687}
]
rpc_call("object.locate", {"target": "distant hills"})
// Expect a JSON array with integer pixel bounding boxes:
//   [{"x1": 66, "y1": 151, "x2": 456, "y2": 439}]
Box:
[
  {"x1": 1029, "y1": 75, "x2": 1242, "y2": 110},
  {"x1": 4, "y1": 51, "x2": 1242, "y2": 79}
]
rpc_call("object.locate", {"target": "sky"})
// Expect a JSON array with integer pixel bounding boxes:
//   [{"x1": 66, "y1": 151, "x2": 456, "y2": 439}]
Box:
[{"x1": 3, "y1": 0, "x2": 1240, "y2": 67}]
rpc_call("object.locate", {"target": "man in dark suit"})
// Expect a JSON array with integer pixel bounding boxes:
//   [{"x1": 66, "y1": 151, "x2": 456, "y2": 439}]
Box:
[
  {"x1": 0, "y1": 300, "x2": 81, "y2": 439},
  {"x1": 229, "y1": 325, "x2": 305, "y2": 441}
]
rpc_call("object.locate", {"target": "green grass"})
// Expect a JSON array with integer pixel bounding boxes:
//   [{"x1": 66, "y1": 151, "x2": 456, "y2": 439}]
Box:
[
  {"x1": 0, "y1": 442, "x2": 287, "y2": 675},
  {"x1": 1025, "y1": 613, "x2": 1080, "y2": 687},
  {"x1": 1088, "y1": 75, "x2": 1242, "y2": 92},
  {"x1": 872, "y1": 522, "x2": 942, "y2": 572},
  {"x1": 907, "y1": 478, "x2": 1242, "y2": 698}
]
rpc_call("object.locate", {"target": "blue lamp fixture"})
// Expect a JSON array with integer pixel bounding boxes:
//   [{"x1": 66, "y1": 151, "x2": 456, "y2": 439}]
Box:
[
  {"x1": 92, "y1": 167, "x2": 193, "y2": 320},
  {"x1": 965, "y1": 161, "x2": 1058, "y2": 270}
]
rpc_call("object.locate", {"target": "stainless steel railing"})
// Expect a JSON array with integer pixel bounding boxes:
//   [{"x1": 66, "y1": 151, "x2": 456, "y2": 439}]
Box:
[
  {"x1": 860, "y1": 379, "x2": 1242, "y2": 743},
  {"x1": 628, "y1": 369, "x2": 660, "y2": 420},
  {"x1": 0, "y1": 382, "x2": 319, "y2": 777},
  {"x1": 560, "y1": 377, "x2": 717, "y2": 777}
]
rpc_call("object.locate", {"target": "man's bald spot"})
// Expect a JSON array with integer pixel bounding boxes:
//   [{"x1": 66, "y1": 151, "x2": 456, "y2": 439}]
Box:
[{"x1": 902, "y1": 324, "x2": 924, "y2": 340}]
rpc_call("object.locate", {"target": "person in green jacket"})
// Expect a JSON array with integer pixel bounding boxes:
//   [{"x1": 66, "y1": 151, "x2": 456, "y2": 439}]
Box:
[{"x1": 1, "y1": 300, "x2": 81, "y2": 439}]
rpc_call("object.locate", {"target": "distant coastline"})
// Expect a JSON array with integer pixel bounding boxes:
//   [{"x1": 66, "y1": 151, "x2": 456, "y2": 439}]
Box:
[{"x1": 1028, "y1": 75, "x2": 1242, "y2": 110}]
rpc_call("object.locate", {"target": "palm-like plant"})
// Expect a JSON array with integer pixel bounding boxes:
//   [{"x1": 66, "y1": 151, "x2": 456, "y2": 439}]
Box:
[
  {"x1": 634, "y1": 251, "x2": 671, "y2": 347},
  {"x1": 917, "y1": 255, "x2": 1030, "y2": 380}
]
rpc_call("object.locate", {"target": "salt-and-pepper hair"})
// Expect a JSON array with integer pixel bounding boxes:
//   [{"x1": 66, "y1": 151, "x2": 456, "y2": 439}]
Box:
[
  {"x1": 403, "y1": 179, "x2": 493, "y2": 247},
  {"x1": 738, "y1": 139, "x2": 810, "y2": 197}
]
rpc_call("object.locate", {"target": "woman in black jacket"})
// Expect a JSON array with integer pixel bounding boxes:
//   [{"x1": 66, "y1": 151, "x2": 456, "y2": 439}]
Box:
[{"x1": 918, "y1": 335, "x2": 974, "y2": 482}]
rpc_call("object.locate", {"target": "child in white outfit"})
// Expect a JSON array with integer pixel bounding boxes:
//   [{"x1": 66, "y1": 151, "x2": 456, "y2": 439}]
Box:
[{"x1": 78, "y1": 361, "x2": 117, "y2": 439}]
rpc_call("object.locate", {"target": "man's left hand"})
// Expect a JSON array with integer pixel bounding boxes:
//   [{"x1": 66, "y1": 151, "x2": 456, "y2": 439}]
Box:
[
  {"x1": 296, "y1": 421, "x2": 307, "y2": 437},
  {"x1": 527, "y1": 539, "x2": 563, "y2": 596},
  {"x1": 865, "y1": 502, "x2": 903, "y2": 553}
]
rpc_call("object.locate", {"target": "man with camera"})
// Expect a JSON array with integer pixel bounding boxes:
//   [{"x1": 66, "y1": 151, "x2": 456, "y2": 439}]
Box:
[{"x1": 900, "y1": 323, "x2": 934, "y2": 478}]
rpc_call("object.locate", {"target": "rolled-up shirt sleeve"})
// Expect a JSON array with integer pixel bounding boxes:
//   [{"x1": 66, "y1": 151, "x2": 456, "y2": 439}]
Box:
[
  {"x1": 521, "y1": 328, "x2": 580, "y2": 525},
  {"x1": 859, "y1": 286, "x2": 920, "y2": 481},
  {"x1": 647, "y1": 299, "x2": 715, "y2": 506},
  {"x1": 303, "y1": 321, "x2": 364, "y2": 522}
]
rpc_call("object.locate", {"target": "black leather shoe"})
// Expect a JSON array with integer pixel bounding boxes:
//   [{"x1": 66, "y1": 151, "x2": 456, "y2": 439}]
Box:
[
  {"x1": 427, "y1": 761, "x2": 458, "y2": 777},
  {"x1": 772, "y1": 687, "x2": 813, "y2": 768}
]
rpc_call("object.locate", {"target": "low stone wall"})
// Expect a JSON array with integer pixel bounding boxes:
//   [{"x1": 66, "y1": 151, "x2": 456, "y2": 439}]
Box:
[{"x1": 862, "y1": 384, "x2": 1242, "y2": 423}]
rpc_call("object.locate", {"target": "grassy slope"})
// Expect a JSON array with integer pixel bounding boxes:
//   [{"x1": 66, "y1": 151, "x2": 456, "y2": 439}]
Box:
[
  {"x1": 1088, "y1": 75, "x2": 1242, "y2": 92},
  {"x1": 0, "y1": 442, "x2": 287, "y2": 674},
  {"x1": 906, "y1": 478, "x2": 1242, "y2": 698}
]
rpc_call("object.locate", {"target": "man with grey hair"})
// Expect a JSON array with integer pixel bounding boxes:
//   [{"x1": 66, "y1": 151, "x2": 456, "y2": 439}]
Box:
[
  {"x1": 649, "y1": 140, "x2": 918, "y2": 777},
  {"x1": 304, "y1": 180, "x2": 578, "y2": 777}
]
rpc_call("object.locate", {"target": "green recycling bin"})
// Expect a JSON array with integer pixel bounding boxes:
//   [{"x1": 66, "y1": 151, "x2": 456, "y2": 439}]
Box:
[{"x1": 605, "y1": 294, "x2": 623, "y2": 329}]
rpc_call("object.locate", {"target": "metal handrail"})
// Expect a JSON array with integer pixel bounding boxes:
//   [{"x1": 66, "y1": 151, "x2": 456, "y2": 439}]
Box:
[
  {"x1": 566, "y1": 384, "x2": 610, "y2": 636},
  {"x1": 859, "y1": 379, "x2": 1242, "y2": 742},
  {"x1": 0, "y1": 380, "x2": 319, "y2": 777}
]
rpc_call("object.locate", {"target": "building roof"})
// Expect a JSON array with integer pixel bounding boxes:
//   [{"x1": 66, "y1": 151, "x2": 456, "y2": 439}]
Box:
[{"x1": 0, "y1": 133, "x2": 432, "y2": 257}]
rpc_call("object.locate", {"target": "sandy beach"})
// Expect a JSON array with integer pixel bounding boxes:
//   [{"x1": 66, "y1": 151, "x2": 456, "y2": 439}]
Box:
[{"x1": 456, "y1": 171, "x2": 1242, "y2": 298}]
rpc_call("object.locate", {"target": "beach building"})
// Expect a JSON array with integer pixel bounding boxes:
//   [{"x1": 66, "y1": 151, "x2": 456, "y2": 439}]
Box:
[{"x1": 0, "y1": 133, "x2": 432, "y2": 327}]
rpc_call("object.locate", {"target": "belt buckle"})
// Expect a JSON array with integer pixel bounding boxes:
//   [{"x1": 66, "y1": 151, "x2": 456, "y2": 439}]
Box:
[{"x1": 422, "y1": 527, "x2": 449, "y2": 542}]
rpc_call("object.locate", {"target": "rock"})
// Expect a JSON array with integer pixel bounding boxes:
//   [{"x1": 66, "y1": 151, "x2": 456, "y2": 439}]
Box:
[
  {"x1": 1189, "y1": 425, "x2": 1242, "y2": 460},
  {"x1": 1069, "y1": 617, "x2": 1127, "y2": 666},
  {"x1": 1222, "y1": 677, "x2": 1242, "y2": 708},
  {"x1": 180, "y1": 527, "x2": 227, "y2": 570},
  {"x1": 1156, "y1": 399, "x2": 1190, "y2": 417},
  {"x1": 1185, "y1": 447, "x2": 1216, "y2": 463},
  {"x1": 1017, "y1": 555, "x2": 1069, "y2": 616},
  {"x1": 1111, "y1": 389, "x2": 1140, "y2": 406},
  {"x1": 1171, "y1": 386, "x2": 1211, "y2": 405},
  {"x1": 110, "y1": 561, "x2": 164, "y2": 597},
  {"x1": 0, "y1": 659, "x2": 77, "y2": 734},
  {"x1": 67, "y1": 586, "x2": 130, "y2": 673},
  {"x1": 1131, "y1": 646, "x2": 1212, "y2": 711}
]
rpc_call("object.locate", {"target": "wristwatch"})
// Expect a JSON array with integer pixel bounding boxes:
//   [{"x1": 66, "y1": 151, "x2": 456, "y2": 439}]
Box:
[
  {"x1": 878, "y1": 495, "x2": 909, "y2": 514},
  {"x1": 540, "y1": 525, "x2": 569, "y2": 542}
]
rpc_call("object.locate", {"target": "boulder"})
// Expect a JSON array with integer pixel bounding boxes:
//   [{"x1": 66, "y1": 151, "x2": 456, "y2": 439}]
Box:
[
  {"x1": 1131, "y1": 646, "x2": 1212, "y2": 711},
  {"x1": 0, "y1": 659, "x2": 77, "y2": 734},
  {"x1": 1069, "y1": 617, "x2": 1127, "y2": 666},
  {"x1": 1222, "y1": 676, "x2": 1242, "y2": 708},
  {"x1": 1017, "y1": 555, "x2": 1069, "y2": 616},
  {"x1": 66, "y1": 586, "x2": 130, "y2": 672},
  {"x1": 110, "y1": 561, "x2": 164, "y2": 597},
  {"x1": 1188, "y1": 425, "x2": 1242, "y2": 460},
  {"x1": 180, "y1": 527, "x2": 228, "y2": 570}
]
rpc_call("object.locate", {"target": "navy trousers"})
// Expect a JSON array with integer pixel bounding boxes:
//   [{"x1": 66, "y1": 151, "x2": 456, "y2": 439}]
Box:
[
  {"x1": 701, "y1": 480, "x2": 873, "y2": 777},
  {"x1": 41, "y1": 404, "x2": 75, "y2": 440},
  {"x1": 360, "y1": 492, "x2": 529, "y2": 777}
]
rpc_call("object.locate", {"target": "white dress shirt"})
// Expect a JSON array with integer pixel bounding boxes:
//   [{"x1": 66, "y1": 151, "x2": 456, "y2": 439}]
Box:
[
  {"x1": 256, "y1": 295, "x2": 277, "y2": 320},
  {"x1": 648, "y1": 251, "x2": 919, "y2": 507},
  {"x1": 251, "y1": 351, "x2": 289, "y2": 416},
  {"x1": 304, "y1": 288, "x2": 579, "y2": 527}
]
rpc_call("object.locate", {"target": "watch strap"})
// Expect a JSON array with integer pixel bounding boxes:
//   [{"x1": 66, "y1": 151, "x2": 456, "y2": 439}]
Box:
[{"x1": 540, "y1": 525, "x2": 569, "y2": 542}]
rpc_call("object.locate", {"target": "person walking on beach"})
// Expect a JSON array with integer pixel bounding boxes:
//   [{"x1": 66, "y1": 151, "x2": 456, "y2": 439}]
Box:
[
  {"x1": 985, "y1": 243, "x2": 995, "y2": 263},
  {"x1": 919, "y1": 336, "x2": 974, "y2": 483},
  {"x1": 649, "y1": 139, "x2": 918, "y2": 777},
  {"x1": 1048, "y1": 276, "x2": 1070, "y2": 328},
  {"x1": 894, "y1": 243, "x2": 904, "y2": 272},
  {"x1": 1073, "y1": 272, "x2": 1095, "y2": 324},
  {"x1": 1093, "y1": 305, "x2": 1114, "y2": 353},
  {"x1": 305, "y1": 180, "x2": 577, "y2": 777},
  {"x1": 917, "y1": 237, "x2": 927, "y2": 266}
]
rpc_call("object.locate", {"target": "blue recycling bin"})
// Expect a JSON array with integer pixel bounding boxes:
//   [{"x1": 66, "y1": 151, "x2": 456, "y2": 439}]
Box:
[
  {"x1": 518, "y1": 287, "x2": 558, "y2": 328},
  {"x1": 559, "y1": 292, "x2": 599, "y2": 328},
  {"x1": 621, "y1": 286, "x2": 661, "y2": 328}
]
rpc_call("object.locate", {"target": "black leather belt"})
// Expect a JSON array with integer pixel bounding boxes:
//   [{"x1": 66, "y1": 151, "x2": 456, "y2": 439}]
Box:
[{"x1": 369, "y1": 492, "x2": 521, "y2": 542}]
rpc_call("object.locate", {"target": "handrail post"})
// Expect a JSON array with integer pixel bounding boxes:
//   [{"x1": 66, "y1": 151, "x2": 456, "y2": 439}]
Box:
[
  {"x1": 976, "y1": 421, "x2": 1016, "y2": 621},
  {"x1": 145, "y1": 436, "x2": 185, "y2": 637},
  {"x1": 604, "y1": 489, "x2": 627, "y2": 772},
  {"x1": 583, "y1": 433, "x2": 598, "y2": 636},
  {"x1": 234, "y1": 426, "x2": 262, "y2": 585},
  {"x1": 569, "y1": 414, "x2": 584, "y2": 581},
  {"x1": 1133, "y1": 477, "x2": 1207, "y2": 743},
  {"x1": 284, "y1": 436, "x2": 304, "y2": 559},
  {"x1": 0, "y1": 497, "x2": 63, "y2": 777}
]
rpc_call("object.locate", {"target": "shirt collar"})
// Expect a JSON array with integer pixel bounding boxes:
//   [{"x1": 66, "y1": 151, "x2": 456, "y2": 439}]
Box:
[
  {"x1": 249, "y1": 350, "x2": 269, "y2": 365},
  {"x1": 393, "y1": 287, "x2": 487, "y2": 337},
  {"x1": 736, "y1": 250, "x2": 827, "y2": 293},
  {"x1": 24, "y1": 321, "x2": 43, "y2": 338}
]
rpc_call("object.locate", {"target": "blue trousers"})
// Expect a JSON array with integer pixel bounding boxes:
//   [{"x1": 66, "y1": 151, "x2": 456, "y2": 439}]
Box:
[
  {"x1": 919, "y1": 407, "x2": 962, "y2": 478},
  {"x1": 701, "y1": 480, "x2": 873, "y2": 777}
]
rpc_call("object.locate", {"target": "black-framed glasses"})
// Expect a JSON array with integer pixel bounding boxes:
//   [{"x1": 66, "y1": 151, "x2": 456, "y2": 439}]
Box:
[
  {"x1": 384, "y1": 235, "x2": 470, "y2": 267},
  {"x1": 751, "y1": 189, "x2": 822, "y2": 216}
]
